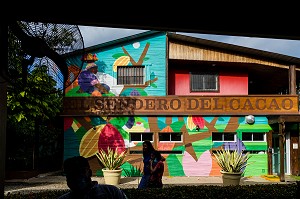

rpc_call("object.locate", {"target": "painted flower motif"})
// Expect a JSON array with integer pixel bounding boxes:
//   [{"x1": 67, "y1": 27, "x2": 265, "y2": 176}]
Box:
[{"x1": 182, "y1": 150, "x2": 212, "y2": 176}]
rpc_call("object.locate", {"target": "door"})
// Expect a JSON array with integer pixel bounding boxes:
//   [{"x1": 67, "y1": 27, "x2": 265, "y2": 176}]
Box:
[{"x1": 272, "y1": 133, "x2": 290, "y2": 174}]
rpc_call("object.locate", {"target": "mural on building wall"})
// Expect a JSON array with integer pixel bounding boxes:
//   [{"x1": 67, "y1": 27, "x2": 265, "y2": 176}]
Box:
[
  {"x1": 64, "y1": 115, "x2": 270, "y2": 177},
  {"x1": 63, "y1": 33, "x2": 270, "y2": 177},
  {"x1": 65, "y1": 35, "x2": 165, "y2": 97}
]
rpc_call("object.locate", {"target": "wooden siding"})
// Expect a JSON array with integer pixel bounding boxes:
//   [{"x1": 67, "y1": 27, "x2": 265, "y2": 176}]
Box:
[{"x1": 168, "y1": 42, "x2": 292, "y2": 69}]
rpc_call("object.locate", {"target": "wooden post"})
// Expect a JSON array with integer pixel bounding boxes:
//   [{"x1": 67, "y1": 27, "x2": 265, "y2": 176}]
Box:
[
  {"x1": 289, "y1": 65, "x2": 296, "y2": 94},
  {"x1": 298, "y1": 123, "x2": 300, "y2": 176},
  {"x1": 267, "y1": 130, "x2": 273, "y2": 175},
  {"x1": 279, "y1": 119, "x2": 285, "y2": 182}
]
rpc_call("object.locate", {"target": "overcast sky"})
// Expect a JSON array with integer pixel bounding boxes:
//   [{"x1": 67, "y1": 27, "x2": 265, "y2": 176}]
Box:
[{"x1": 79, "y1": 26, "x2": 300, "y2": 58}]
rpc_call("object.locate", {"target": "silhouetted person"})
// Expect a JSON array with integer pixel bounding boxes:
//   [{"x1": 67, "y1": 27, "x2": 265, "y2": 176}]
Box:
[
  {"x1": 138, "y1": 140, "x2": 155, "y2": 189},
  {"x1": 148, "y1": 150, "x2": 164, "y2": 188},
  {"x1": 58, "y1": 156, "x2": 127, "y2": 199}
]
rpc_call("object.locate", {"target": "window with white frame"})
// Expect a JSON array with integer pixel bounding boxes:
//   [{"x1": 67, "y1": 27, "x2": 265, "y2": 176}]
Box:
[
  {"x1": 129, "y1": 132, "x2": 153, "y2": 142},
  {"x1": 212, "y1": 132, "x2": 236, "y2": 142},
  {"x1": 242, "y1": 132, "x2": 265, "y2": 141},
  {"x1": 190, "y1": 72, "x2": 219, "y2": 92},
  {"x1": 117, "y1": 66, "x2": 145, "y2": 85},
  {"x1": 158, "y1": 132, "x2": 182, "y2": 142}
]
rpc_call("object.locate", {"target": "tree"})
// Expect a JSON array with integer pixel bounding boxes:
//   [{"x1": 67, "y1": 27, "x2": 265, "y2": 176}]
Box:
[
  {"x1": 6, "y1": 64, "x2": 63, "y2": 171},
  {"x1": 6, "y1": 22, "x2": 79, "y2": 172}
]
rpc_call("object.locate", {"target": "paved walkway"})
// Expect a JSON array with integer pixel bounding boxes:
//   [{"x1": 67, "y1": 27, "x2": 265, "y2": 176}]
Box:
[{"x1": 4, "y1": 172, "x2": 298, "y2": 195}]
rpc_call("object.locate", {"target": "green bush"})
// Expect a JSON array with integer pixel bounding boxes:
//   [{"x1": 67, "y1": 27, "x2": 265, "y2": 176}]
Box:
[{"x1": 4, "y1": 183, "x2": 299, "y2": 199}]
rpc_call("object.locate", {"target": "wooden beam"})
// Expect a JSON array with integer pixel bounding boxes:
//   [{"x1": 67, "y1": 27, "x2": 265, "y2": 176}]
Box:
[{"x1": 268, "y1": 115, "x2": 300, "y2": 124}]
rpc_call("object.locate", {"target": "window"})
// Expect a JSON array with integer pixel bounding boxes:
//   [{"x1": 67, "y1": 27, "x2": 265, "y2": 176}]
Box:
[
  {"x1": 190, "y1": 72, "x2": 219, "y2": 92},
  {"x1": 212, "y1": 132, "x2": 236, "y2": 142},
  {"x1": 242, "y1": 133, "x2": 265, "y2": 141},
  {"x1": 117, "y1": 66, "x2": 145, "y2": 85},
  {"x1": 130, "y1": 132, "x2": 153, "y2": 142},
  {"x1": 158, "y1": 132, "x2": 182, "y2": 142}
]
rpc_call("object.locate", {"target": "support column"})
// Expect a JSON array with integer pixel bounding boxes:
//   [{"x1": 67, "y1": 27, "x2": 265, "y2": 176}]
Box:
[
  {"x1": 289, "y1": 65, "x2": 296, "y2": 94},
  {"x1": 267, "y1": 130, "x2": 273, "y2": 175},
  {"x1": 279, "y1": 119, "x2": 285, "y2": 182}
]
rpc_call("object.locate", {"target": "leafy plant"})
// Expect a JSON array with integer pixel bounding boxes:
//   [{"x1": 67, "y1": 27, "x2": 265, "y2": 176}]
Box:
[
  {"x1": 6, "y1": 63, "x2": 63, "y2": 171},
  {"x1": 123, "y1": 163, "x2": 143, "y2": 177},
  {"x1": 212, "y1": 149, "x2": 252, "y2": 173},
  {"x1": 96, "y1": 147, "x2": 128, "y2": 170}
]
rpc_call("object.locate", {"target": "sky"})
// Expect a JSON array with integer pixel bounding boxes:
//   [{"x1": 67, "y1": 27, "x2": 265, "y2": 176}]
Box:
[{"x1": 79, "y1": 26, "x2": 300, "y2": 58}]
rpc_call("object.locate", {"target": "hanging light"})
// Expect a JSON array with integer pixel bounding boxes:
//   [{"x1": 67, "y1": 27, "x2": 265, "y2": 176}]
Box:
[{"x1": 245, "y1": 115, "x2": 255, "y2": 124}]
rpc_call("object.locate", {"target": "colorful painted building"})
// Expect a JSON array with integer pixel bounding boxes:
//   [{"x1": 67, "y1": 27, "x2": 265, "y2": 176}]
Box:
[{"x1": 62, "y1": 31, "x2": 300, "y2": 178}]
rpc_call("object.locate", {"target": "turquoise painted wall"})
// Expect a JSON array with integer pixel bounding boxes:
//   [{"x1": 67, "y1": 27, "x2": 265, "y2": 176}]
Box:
[{"x1": 66, "y1": 32, "x2": 167, "y2": 97}]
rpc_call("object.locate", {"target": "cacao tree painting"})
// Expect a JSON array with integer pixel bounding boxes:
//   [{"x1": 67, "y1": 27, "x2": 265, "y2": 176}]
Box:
[{"x1": 64, "y1": 115, "x2": 270, "y2": 177}]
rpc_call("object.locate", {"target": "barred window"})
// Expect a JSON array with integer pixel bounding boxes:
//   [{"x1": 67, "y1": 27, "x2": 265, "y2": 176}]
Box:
[
  {"x1": 117, "y1": 66, "x2": 145, "y2": 85},
  {"x1": 191, "y1": 72, "x2": 219, "y2": 92}
]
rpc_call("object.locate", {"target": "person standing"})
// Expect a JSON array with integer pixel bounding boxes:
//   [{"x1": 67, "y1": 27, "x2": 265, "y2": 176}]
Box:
[
  {"x1": 58, "y1": 156, "x2": 128, "y2": 199},
  {"x1": 148, "y1": 150, "x2": 165, "y2": 188},
  {"x1": 137, "y1": 140, "x2": 155, "y2": 189}
]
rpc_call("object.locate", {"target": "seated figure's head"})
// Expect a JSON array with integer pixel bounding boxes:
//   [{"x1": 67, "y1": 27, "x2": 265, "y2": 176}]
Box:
[{"x1": 63, "y1": 156, "x2": 92, "y2": 193}]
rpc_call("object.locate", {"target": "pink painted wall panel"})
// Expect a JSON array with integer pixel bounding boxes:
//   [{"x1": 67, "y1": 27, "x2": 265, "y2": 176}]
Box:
[
  {"x1": 174, "y1": 70, "x2": 190, "y2": 95},
  {"x1": 219, "y1": 72, "x2": 248, "y2": 95},
  {"x1": 172, "y1": 70, "x2": 248, "y2": 95}
]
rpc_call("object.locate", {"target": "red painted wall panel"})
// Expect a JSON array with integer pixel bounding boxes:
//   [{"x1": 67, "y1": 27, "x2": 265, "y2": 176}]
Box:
[{"x1": 171, "y1": 70, "x2": 248, "y2": 95}]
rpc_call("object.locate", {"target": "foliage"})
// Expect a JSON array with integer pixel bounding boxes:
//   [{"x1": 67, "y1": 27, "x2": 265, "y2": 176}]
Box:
[
  {"x1": 212, "y1": 149, "x2": 252, "y2": 173},
  {"x1": 7, "y1": 65, "x2": 63, "y2": 125},
  {"x1": 6, "y1": 65, "x2": 63, "y2": 170},
  {"x1": 291, "y1": 175, "x2": 300, "y2": 180},
  {"x1": 6, "y1": 22, "x2": 80, "y2": 171},
  {"x1": 4, "y1": 183, "x2": 300, "y2": 199},
  {"x1": 123, "y1": 163, "x2": 143, "y2": 177},
  {"x1": 96, "y1": 147, "x2": 128, "y2": 170}
]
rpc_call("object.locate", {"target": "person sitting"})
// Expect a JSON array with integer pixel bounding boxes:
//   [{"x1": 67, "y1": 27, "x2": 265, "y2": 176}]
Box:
[
  {"x1": 58, "y1": 156, "x2": 128, "y2": 199},
  {"x1": 77, "y1": 63, "x2": 110, "y2": 96}
]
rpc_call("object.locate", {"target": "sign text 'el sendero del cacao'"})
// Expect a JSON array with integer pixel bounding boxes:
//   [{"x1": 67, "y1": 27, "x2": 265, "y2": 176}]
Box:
[{"x1": 62, "y1": 96, "x2": 299, "y2": 116}]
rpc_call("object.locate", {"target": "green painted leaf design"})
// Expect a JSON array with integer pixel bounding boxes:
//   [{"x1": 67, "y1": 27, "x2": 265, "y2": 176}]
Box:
[{"x1": 112, "y1": 53, "x2": 127, "y2": 59}]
